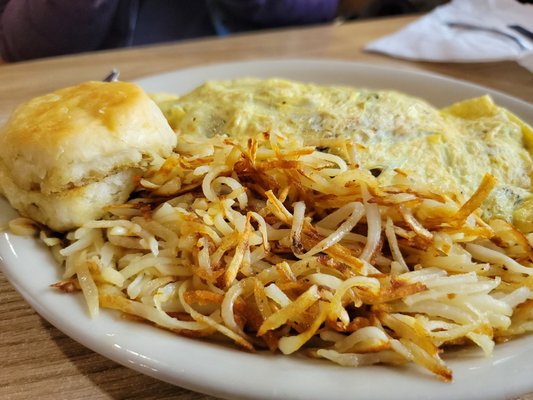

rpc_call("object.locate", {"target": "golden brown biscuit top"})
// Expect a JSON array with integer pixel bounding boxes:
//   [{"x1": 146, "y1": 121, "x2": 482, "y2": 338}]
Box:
[
  {"x1": 0, "y1": 81, "x2": 176, "y2": 194},
  {"x1": 3, "y1": 81, "x2": 144, "y2": 147}
]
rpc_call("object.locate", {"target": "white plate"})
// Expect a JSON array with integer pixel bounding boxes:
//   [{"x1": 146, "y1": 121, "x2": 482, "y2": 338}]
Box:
[{"x1": 2, "y1": 59, "x2": 533, "y2": 400}]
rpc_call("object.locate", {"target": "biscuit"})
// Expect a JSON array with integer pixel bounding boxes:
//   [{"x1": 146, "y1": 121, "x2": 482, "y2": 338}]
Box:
[{"x1": 0, "y1": 81, "x2": 177, "y2": 230}]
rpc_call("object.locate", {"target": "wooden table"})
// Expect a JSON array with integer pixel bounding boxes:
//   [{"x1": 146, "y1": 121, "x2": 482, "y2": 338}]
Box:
[{"x1": 1, "y1": 14, "x2": 532, "y2": 400}]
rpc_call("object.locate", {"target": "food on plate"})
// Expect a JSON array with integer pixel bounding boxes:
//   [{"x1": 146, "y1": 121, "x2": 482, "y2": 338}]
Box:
[
  {"x1": 155, "y1": 79, "x2": 533, "y2": 232},
  {"x1": 0, "y1": 81, "x2": 177, "y2": 231},
  {"x1": 2, "y1": 78, "x2": 533, "y2": 382}
]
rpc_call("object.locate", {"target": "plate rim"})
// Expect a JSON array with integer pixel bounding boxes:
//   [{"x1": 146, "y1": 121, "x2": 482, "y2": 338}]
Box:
[{"x1": 2, "y1": 58, "x2": 533, "y2": 400}]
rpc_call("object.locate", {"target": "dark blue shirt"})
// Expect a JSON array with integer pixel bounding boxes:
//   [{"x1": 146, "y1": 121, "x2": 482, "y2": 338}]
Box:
[{"x1": 0, "y1": 0, "x2": 338, "y2": 62}]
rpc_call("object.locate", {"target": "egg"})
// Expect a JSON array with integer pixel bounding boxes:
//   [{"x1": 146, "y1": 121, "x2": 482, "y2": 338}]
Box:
[{"x1": 155, "y1": 78, "x2": 533, "y2": 232}]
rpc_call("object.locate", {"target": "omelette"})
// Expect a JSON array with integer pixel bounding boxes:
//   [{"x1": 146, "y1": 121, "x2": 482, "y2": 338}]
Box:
[{"x1": 153, "y1": 78, "x2": 533, "y2": 233}]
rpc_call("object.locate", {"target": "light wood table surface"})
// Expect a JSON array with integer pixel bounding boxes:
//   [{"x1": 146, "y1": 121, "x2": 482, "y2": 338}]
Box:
[{"x1": 1, "y1": 14, "x2": 532, "y2": 400}]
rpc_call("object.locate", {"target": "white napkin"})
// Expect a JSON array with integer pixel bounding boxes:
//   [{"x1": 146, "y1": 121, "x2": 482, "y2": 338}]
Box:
[{"x1": 365, "y1": 0, "x2": 533, "y2": 73}]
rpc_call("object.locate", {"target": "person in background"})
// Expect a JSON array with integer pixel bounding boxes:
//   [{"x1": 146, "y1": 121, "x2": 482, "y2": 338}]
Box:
[
  {"x1": 0, "y1": 0, "x2": 341, "y2": 62},
  {"x1": 0, "y1": 0, "x2": 448, "y2": 62}
]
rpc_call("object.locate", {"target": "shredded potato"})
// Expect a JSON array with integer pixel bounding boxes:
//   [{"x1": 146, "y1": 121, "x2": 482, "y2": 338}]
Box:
[{"x1": 32, "y1": 133, "x2": 533, "y2": 382}]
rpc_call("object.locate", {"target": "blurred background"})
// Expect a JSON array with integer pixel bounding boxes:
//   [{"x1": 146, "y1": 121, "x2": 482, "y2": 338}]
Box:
[
  {"x1": 337, "y1": 0, "x2": 448, "y2": 19},
  {"x1": 0, "y1": 0, "x2": 450, "y2": 63}
]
